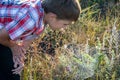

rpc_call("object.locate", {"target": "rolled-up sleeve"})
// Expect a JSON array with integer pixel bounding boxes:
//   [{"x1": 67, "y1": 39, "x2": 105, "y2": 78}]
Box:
[{"x1": 5, "y1": 11, "x2": 35, "y2": 40}]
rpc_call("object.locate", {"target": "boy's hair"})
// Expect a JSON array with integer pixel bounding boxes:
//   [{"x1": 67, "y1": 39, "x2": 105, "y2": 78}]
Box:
[{"x1": 42, "y1": 0, "x2": 81, "y2": 21}]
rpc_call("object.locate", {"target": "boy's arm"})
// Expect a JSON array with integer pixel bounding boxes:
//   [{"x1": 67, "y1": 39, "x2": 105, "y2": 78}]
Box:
[
  {"x1": 0, "y1": 28, "x2": 27, "y2": 75},
  {"x1": 0, "y1": 28, "x2": 15, "y2": 47}
]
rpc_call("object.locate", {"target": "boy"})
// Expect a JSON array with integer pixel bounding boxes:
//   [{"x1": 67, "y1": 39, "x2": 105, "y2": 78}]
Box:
[{"x1": 0, "y1": 0, "x2": 81, "y2": 80}]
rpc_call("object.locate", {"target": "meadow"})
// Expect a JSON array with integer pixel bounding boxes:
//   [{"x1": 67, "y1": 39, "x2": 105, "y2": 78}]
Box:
[{"x1": 21, "y1": 0, "x2": 120, "y2": 80}]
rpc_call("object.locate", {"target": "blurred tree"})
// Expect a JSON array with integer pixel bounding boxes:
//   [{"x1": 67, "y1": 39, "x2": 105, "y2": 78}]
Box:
[
  {"x1": 80, "y1": 0, "x2": 120, "y2": 19},
  {"x1": 80, "y1": 0, "x2": 119, "y2": 8}
]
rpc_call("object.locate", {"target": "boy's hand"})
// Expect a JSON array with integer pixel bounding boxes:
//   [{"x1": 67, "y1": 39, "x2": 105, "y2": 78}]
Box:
[
  {"x1": 10, "y1": 45, "x2": 26, "y2": 75},
  {"x1": 10, "y1": 40, "x2": 32, "y2": 75}
]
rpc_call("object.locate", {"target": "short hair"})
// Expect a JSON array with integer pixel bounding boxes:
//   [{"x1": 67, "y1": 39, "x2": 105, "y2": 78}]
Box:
[{"x1": 42, "y1": 0, "x2": 81, "y2": 21}]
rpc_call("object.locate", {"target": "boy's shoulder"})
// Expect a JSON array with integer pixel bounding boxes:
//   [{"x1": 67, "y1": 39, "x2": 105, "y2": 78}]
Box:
[{"x1": 0, "y1": 0, "x2": 42, "y2": 6}]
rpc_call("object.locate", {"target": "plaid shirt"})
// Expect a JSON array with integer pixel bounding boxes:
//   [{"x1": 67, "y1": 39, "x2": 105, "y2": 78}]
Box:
[{"x1": 0, "y1": 0, "x2": 44, "y2": 40}]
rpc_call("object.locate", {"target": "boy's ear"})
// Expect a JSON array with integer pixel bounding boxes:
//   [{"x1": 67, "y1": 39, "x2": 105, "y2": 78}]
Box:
[{"x1": 47, "y1": 12, "x2": 57, "y2": 20}]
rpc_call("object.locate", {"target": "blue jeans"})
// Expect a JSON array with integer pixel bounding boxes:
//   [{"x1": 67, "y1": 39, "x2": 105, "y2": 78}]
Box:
[{"x1": 0, "y1": 44, "x2": 20, "y2": 80}]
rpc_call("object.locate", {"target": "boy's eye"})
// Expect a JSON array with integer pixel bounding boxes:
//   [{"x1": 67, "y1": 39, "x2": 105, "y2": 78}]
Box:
[{"x1": 64, "y1": 24, "x2": 69, "y2": 26}]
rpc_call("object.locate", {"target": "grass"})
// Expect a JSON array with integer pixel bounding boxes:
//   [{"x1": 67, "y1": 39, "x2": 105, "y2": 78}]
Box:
[{"x1": 21, "y1": 1, "x2": 120, "y2": 80}]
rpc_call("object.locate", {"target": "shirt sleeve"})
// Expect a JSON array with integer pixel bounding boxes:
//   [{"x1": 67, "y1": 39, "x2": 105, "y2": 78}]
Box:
[{"x1": 5, "y1": 10, "x2": 35, "y2": 40}]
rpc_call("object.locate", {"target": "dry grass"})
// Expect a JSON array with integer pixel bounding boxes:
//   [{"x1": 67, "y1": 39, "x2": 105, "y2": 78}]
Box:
[{"x1": 21, "y1": 2, "x2": 120, "y2": 80}]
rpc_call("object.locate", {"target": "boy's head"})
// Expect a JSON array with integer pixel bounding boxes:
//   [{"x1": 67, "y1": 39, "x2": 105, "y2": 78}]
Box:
[{"x1": 42, "y1": 0, "x2": 81, "y2": 30}]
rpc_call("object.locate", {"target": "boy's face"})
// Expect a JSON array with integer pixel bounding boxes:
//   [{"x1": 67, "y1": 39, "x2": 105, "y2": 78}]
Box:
[
  {"x1": 45, "y1": 13, "x2": 72, "y2": 30},
  {"x1": 49, "y1": 19, "x2": 72, "y2": 30}
]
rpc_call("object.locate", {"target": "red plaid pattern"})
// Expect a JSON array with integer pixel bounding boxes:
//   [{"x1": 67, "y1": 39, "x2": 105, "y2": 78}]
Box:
[{"x1": 0, "y1": 0, "x2": 44, "y2": 40}]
